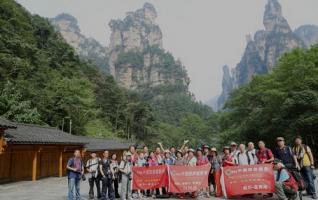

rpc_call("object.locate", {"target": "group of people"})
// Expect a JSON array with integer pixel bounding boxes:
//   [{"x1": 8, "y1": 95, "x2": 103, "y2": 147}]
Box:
[{"x1": 66, "y1": 136, "x2": 316, "y2": 200}]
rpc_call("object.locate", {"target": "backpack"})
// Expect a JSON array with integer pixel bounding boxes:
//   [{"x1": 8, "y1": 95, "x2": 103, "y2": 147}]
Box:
[
  {"x1": 289, "y1": 169, "x2": 306, "y2": 191},
  {"x1": 277, "y1": 168, "x2": 299, "y2": 192}
]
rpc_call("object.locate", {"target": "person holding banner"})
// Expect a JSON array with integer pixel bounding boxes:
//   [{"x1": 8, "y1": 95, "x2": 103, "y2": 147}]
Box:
[
  {"x1": 222, "y1": 146, "x2": 236, "y2": 167},
  {"x1": 143, "y1": 146, "x2": 149, "y2": 158},
  {"x1": 119, "y1": 152, "x2": 133, "y2": 200},
  {"x1": 236, "y1": 144, "x2": 255, "y2": 165},
  {"x1": 208, "y1": 147, "x2": 222, "y2": 197},
  {"x1": 155, "y1": 147, "x2": 164, "y2": 165},
  {"x1": 147, "y1": 152, "x2": 158, "y2": 167},
  {"x1": 186, "y1": 148, "x2": 197, "y2": 198},
  {"x1": 175, "y1": 150, "x2": 186, "y2": 166},
  {"x1": 164, "y1": 150, "x2": 175, "y2": 165},
  {"x1": 186, "y1": 148, "x2": 197, "y2": 166},
  {"x1": 257, "y1": 140, "x2": 274, "y2": 164},
  {"x1": 129, "y1": 145, "x2": 138, "y2": 166},
  {"x1": 196, "y1": 148, "x2": 210, "y2": 197}
]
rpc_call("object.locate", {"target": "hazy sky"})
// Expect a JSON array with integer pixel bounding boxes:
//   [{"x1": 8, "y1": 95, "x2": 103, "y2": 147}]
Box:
[{"x1": 17, "y1": 0, "x2": 318, "y2": 102}]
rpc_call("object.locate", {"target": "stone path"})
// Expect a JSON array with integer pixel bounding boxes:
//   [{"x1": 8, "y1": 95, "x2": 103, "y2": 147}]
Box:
[{"x1": 0, "y1": 174, "x2": 317, "y2": 200}]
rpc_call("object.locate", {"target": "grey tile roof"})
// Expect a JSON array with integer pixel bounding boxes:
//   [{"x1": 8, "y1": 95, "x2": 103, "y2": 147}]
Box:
[
  {"x1": 0, "y1": 117, "x2": 17, "y2": 129},
  {"x1": 78, "y1": 136, "x2": 133, "y2": 151},
  {"x1": 4, "y1": 123, "x2": 85, "y2": 145},
  {"x1": 3, "y1": 119, "x2": 134, "y2": 150}
]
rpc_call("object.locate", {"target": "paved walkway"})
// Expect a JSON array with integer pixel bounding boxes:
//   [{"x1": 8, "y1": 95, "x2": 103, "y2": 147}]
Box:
[{"x1": 0, "y1": 174, "x2": 317, "y2": 200}]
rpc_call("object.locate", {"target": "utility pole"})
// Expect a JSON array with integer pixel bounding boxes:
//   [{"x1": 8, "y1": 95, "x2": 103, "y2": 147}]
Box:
[{"x1": 69, "y1": 119, "x2": 72, "y2": 134}]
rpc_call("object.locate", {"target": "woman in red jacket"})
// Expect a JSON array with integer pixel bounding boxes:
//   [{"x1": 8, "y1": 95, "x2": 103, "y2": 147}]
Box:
[{"x1": 222, "y1": 146, "x2": 236, "y2": 167}]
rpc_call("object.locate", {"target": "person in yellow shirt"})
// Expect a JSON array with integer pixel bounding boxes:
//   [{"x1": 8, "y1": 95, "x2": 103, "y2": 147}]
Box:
[{"x1": 293, "y1": 135, "x2": 317, "y2": 199}]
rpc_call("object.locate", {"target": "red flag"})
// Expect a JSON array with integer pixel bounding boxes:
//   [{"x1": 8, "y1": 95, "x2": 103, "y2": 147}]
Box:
[
  {"x1": 221, "y1": 164, "x2": 275, "y2": 197},
  {"x1": 168, "y1": 164, "x2": 210, "y2": 193},
  {"x1": 132, "y1": 165, "x2": 168, "y2": 190}
]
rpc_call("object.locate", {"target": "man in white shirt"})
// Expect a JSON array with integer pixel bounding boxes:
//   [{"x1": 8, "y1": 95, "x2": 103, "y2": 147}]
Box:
[
  {"x1": 119, "y1": 152, "x2": 133, "y2": 200},
  {"x1": 236, "y1": 144, "x2": 255, "y2": 165},
  {"x1": 86, "y1": 152, "x2": 101, "y2": 199},
  {"x1": 247, "y1": 142, "x2": 258, "y2": 165}
]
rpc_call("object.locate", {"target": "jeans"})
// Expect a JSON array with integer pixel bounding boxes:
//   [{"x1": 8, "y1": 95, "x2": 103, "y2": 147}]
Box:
[
  {"x1": 68, "y1": 178, "x2": 81, "y2": 200},
  {"x1": 301, "y1": 166, "x2": 316, "y2": 195},
  {"x1": 89, "y1": 176, "x2": 101, "y2": 198},
  {"x1": 121, "y1": 175, "x2": 132, "y2": 200},
  {"x1": 101, "y1": 177, "x2": 115, "y2": 200}
]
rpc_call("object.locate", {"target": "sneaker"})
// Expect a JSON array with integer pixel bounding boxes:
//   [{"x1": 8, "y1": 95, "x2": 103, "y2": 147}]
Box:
[{"x1": 312, "y1": 194, "x2": 317, "y2": 199}]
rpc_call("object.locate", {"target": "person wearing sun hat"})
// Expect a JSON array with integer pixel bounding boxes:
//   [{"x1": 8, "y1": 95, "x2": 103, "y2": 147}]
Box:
[
  {"x1": 207, "y1": 147, "x2": 222, "y2": 197},
  {"x1": 273, "y1": 159, "x2": 298, "y2": 200},
  {"x1": 119, "y1": 151, "x2": 133, "y2": 200},
  {"x1": 186, "y1": 148, "x2": 197, "y2": 166},
  {"x1": 202, "y1": 144, "x2": 210, "y2": 156}
]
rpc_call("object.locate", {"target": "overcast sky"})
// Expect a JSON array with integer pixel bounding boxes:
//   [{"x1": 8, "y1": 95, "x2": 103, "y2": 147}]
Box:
[{"x1": 17, "y1": 0, "x2": 318, "y2": 102}]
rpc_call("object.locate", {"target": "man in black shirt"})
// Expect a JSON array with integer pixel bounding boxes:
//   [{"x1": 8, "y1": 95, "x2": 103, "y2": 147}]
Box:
[
  {"x1": 274, "y1": 137, "x2": 300, "y2": 170},
  {"x1": 99, "y1": 150, "x2": 115, "y2": 200}
]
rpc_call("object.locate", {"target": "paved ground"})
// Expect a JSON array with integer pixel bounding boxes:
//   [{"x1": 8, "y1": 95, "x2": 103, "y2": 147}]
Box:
[{"x1": 0, "y1": 174, "x2": 317, "y2": 200}]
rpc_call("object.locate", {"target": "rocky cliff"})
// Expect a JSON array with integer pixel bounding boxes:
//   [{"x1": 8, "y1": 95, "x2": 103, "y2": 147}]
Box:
[
  {"x1": 294, "y1": 25, "x2": 318, "y2": 48},
  {"x1": 217, "y1": 0, "x2": 318, "y2": 110},
  {"x1": 107, "y1": 3, "x2": 189, "y2": 90},
  {"x1": 51, "y1": 13, "x2": 109, "y2": 73}
]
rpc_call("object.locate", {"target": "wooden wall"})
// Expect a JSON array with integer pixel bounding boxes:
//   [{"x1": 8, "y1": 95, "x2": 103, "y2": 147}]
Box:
[{"x1": 0, "y1": 144, "x2": 83, "y2": 183}]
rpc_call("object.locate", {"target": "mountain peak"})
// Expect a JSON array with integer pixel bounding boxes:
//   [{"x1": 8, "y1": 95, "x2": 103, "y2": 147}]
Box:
[
  {"x1": 263, "y1": 0, "x2": 290, "y2": 33},
  {"x1": 143, "y1": 2, "x2": 157, "y2": 21},
  {"x1": 52, "y1": 13, "x2": 80, "y2": 33}
]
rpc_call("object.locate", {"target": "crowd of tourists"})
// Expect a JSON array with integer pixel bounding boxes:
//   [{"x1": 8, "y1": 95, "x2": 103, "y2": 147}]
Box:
[{"x1": 66, "y1": 136, "x2": 316, "y2": 200}]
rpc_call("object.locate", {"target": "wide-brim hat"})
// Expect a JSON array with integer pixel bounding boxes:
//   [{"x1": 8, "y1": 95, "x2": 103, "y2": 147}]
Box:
[
  {"x1": 276, "y1": 137, "x2": 285, "y2": 141},
  {"x1": 230, "y1": 142, "x2": 237, "y2": 146},
  {"x1": 211, "y1": 147, "x2": 217, "y2": 152},
  {"x1": 223, "y1": 146, "x2": 230, "y2": 151},
  {"x1": 202, "y1": 144, "x2": 209, "y2": 149},
  {"x1": 125, "y1": 152, "x2": 132, "y2": 156},
  {"x1": 188, "y1": 148, "x2": 195, "y2": 153}
]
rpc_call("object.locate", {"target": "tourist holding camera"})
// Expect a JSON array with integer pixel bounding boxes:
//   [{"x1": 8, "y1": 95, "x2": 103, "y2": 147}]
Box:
[
  {"x1": 86, "y1": 152, "x2": 101, "y2": 199},
  {"x1": 99, "y1": 150, "x2": 115, "y2": 200},
  {"x1": 111, "y1": 153, "x2": 121, "y2": 198},
  {"x1": 119, "y1": 152, "x2": 133, "y2": 200}
]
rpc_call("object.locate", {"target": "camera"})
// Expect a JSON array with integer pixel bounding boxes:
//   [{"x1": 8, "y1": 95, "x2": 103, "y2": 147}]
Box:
[
  {"x1": 81, "y1": 174, "x2": 86, "y2": 181},
  {"x1": 127, "y1": 172, "x2": 132, "y2": 180}
]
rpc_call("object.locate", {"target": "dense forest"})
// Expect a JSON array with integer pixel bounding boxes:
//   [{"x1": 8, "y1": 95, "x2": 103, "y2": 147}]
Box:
[
  {"x1": 217, "y1": 45, "x2": 318, "y2": 149},
  {"x1": 0, "y1": 0, "x2": 214, "y2": 148}
]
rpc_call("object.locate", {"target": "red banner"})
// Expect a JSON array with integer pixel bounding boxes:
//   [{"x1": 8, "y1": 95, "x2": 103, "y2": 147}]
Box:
[
  {"x1": 132, "y1": 165, "x2": 168, "y2": 190},
  {"x1": 221, "y1": 164, "x2": 275, "y2": 197},
  {"x1": 168, "y1": 164, "x2": 210, "y2": 193}
]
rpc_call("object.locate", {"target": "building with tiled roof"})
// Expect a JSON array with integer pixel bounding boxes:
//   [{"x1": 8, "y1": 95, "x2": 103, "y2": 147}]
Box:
[{"x1": 0, "y1": 119, "x2": 132, "y2": 183}]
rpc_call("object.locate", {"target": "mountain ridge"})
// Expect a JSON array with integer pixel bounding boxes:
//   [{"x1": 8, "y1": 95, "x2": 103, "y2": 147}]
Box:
[{"x1": 217, "y1": 0, "x2": 318, "y2": 110}]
